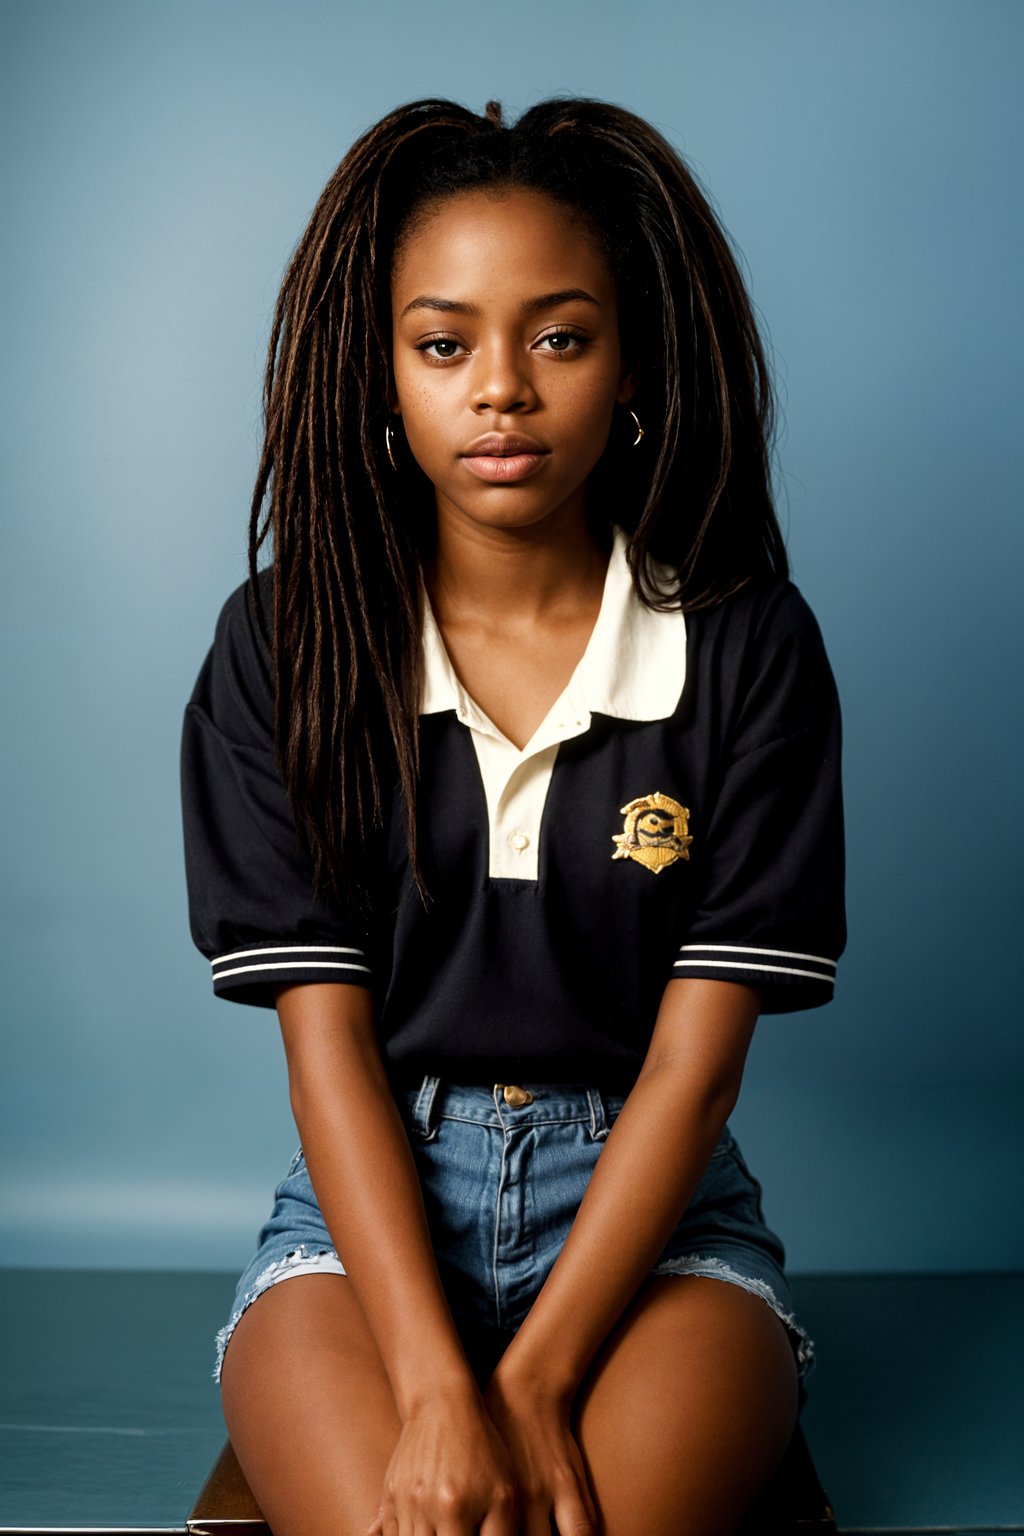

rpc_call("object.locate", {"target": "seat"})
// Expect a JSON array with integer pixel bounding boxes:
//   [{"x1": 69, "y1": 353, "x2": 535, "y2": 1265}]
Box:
[
  {"x1": 187, "y1": 1439, "x2": 265, "y2": 1534},
  {"x1": 736, "y1": 1424, "x2": 836, "y2": 1533}
]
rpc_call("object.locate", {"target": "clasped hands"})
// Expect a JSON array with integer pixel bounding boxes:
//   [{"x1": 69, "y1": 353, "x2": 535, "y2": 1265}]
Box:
[{"x1": 365, "y1": 1358, "x2": 597, "y2": 1536}]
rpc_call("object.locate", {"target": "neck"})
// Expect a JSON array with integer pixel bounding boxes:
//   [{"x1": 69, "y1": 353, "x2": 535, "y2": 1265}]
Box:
[{"x1": 428, "y1": 505, "x2": 611, "y2": 628}]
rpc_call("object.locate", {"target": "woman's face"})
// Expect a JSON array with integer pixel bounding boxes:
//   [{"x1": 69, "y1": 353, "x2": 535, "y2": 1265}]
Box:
[{"x1": 390, "y1": 187, "x2": 633, "y2": 538}]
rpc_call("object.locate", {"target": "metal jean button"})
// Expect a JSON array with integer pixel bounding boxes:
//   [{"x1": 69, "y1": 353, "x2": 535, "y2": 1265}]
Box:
[{"x1": 499, "y1": 1083, "x2": 534, "y2": 1108}]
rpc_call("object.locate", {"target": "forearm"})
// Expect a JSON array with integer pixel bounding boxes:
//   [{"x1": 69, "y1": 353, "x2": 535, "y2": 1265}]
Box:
[
  {"x1": 496, "y1": 979, "x2": 760, "y2": 1400},
  {"x1": 276, "y1": 983, "x2": 476, "y2": 1419}
]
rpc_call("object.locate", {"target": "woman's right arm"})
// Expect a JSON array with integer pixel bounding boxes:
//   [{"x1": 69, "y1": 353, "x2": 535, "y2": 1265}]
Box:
[{"x1": 275, "y1": 982, "x2": 518, "y2": 1536}]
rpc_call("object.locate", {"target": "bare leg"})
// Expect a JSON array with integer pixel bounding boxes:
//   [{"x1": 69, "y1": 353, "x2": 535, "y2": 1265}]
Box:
[
  {"x1": 573, "y1": 1275, "x2": 799, "y2": 1536},
  {"x1": 220, "y1": 1274, "x2": 402, "y2": 1536}
]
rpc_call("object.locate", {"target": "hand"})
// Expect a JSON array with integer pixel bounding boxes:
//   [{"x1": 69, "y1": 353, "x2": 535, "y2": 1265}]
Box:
[
  {"x1": 483, "y1": 1370, "x2": 598, "y2": 1536},
  {"x1": 366, "y1": 1389, "x2": 519, "y2": 1536}
]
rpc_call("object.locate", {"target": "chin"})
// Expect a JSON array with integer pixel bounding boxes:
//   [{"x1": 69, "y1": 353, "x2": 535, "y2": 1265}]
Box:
[{"x1": 441, "y1": 489, "x2": 587, "y2": 536}]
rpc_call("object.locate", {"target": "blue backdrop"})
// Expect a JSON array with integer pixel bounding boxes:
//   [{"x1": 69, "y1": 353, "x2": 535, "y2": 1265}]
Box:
[{"x1": 2, "y1": 0, "x2": 1021, "y2": 1272}]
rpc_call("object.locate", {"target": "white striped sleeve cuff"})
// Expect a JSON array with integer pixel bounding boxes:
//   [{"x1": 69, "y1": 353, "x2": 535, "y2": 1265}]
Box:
[
  {"x1": 211, "y1": 943, "x2": 372, "y2": 998},
  {"x1": 672, "y1": 943, "x2": 837, "y2": 1004}
]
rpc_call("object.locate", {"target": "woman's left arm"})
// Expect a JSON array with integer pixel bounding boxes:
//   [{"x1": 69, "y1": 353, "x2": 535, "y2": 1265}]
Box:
[{"x1": 483, "y1": 976, "x2": 760, "y2": 1535}]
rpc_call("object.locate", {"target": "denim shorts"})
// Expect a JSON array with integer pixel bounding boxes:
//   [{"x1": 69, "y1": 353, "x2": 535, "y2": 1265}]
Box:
[{"x1": 215, "y1": 1077, "x2": 813, "y2": 1385}]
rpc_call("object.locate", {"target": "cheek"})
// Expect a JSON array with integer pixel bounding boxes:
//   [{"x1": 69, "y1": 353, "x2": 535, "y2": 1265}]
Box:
[
  {"x1": 398, "y1": 390, "x2": 448, "y2": 459},
  {"x1": 560, "y1": 377, "x2": 620, "y2": 457},
  {"x1": 392, "y1": 365, "x2": 453, "y2": 431},
  {"x1": 566, "y1": 356, "x2": 624, "y2": 419},
  {"x1": 392, "y1": 382, "x2": 455, "y2": 482}
]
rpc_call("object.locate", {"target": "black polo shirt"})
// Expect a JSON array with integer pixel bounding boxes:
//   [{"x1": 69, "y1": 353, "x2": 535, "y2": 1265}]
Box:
[{"x1": 181, "y1": 533, "x2": 845, "y2": 1090}]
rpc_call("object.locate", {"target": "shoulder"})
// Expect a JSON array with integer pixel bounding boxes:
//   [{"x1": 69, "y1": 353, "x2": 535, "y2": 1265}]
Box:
[
  {"x1": 685, "y1": 578, "x2": 839, "y2": 747},
  {"x1": 211, "y1": 568, "x2": 274, "y2": 671},
  {"x1": 692, "y1": 577, "x2": 834, "y2": 674},
  {"x1": 692, "y1": 576, "x2": 827, "y2": 644},
  {"x1": 187, "y1": 569, "x2": 276, "y2": 739}
]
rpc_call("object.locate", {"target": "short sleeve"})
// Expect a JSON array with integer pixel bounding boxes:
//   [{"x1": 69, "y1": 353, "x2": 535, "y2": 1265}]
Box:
[
  {"x1": 181, "y1": 578, "x2": 373, "y2": 1007},
  {"x1": 672, "y1": 586, "x2": 846, "y2": 1011}
]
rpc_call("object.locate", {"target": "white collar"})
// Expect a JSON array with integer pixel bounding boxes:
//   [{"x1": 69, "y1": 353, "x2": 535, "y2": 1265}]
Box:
[{"x1": 420, "y1": 527, "x2": 687, "y2": 741}]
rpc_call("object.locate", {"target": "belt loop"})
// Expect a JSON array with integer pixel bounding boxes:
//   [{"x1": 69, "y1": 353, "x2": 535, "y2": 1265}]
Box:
[
  {"x1": 411, "y1": 1074, "x2": 442, "y2": 1139},
  {"x1": 587, "y1": 1087, "x2": 610, "y2": 1141}
]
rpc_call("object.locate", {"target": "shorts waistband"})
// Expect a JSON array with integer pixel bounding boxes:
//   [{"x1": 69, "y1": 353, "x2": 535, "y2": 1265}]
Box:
[{"x1": 398, "y1": 1075, "x2": 628, "y2": 1138}]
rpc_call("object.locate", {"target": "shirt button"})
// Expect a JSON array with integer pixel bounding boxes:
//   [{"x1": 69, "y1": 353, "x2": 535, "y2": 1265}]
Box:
[{"x1": 508, "y1": 831, "x2": 530, "y2": 852}]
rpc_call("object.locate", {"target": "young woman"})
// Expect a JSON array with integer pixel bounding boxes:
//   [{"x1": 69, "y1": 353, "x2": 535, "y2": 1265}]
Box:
[{"x1": 182, "y1": 96, "x2": 845, "y2": 1536}]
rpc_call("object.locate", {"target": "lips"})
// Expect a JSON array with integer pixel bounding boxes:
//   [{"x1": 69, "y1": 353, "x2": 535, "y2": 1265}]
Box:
[{"x1": 461, "y1": 433, "x2": 549, "y2": 484}]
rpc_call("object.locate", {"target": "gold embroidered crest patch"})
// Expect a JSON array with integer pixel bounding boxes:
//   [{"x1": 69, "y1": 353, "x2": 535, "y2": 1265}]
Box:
[{"x1": 611, "y1": 792, "x2": 692, "y2": 874}]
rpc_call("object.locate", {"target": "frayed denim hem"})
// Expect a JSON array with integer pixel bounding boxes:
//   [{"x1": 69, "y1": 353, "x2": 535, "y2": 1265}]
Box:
[
  {"x1": 650, "y1": 1252, "x2": 815, "y2": 1378},
  {"x1": 213, "y1": 1244, "x2": 347, "y2": 1383}
]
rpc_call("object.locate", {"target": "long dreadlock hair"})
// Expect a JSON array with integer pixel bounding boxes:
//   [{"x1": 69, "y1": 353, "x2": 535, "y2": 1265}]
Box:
[{"x1": 249, "y1": 95, "x2": 788, "y2": 917}]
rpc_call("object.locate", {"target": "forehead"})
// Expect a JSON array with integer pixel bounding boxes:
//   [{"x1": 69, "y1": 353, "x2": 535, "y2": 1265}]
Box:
[{"x1": 391, "y1": 187, "x2": 615, "y2": 302}]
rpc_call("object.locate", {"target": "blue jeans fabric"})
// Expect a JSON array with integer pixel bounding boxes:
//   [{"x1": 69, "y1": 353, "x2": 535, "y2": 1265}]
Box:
[{"x1": 215, "y1": 1077, "x2": 813, "y2": 1385}]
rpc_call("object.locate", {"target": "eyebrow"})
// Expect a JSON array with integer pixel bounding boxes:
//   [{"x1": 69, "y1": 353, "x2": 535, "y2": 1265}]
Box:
[{"x1": 399, "y1": 288, "x2": 602, "y2": 320}]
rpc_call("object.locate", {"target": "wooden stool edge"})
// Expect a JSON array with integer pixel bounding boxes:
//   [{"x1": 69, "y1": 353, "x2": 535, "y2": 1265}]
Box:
[{"x1": 186, "y1": 1441, "x2": 266, "y2": 1531}]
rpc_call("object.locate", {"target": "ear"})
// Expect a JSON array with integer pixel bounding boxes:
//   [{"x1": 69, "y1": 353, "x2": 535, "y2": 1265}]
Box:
[{"x1": 616, "y1": 361, "x2": 638, "y2": 405}]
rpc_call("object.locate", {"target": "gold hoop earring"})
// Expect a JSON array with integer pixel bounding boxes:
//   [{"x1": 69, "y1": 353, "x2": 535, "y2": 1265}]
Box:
[
  {"x1": 385, "y1": 419, "x2": 398, "y2": 472},
  {"x1": 628, "y1": 409, "x2": 644, "y2": 448}
]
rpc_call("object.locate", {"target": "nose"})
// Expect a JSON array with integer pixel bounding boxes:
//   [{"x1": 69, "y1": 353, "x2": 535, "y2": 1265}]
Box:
[{"x1": 471, "y1": 342, "x2": 537, "y2": 414}]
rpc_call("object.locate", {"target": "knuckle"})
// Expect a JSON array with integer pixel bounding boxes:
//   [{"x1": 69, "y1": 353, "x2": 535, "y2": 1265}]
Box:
[
  {"x1": 492, "y1": 1481, "x2": 517, "y2": 1509},
  {"x1": 434, "y1": 1482, "x2": 465, "y2": 1515},
  {"x1": 408, "y1": 1479, "x2": 435, "y2": 1512}
]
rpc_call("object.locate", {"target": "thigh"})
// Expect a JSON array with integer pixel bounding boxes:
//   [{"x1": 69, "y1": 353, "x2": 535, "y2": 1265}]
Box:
[
  {"x1": 220, "y1": 1273, "x2": 401, "y2": 1536},
  {"x1": 573, "y1": 1274, "x2": 799, "y2": 1536}
]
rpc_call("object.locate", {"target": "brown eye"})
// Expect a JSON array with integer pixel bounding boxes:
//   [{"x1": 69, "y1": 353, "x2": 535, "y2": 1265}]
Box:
[
  {"x1": 537, "y1": 330, "x2": 588, "y2": 354},
  {"x1": 416, "y1": 336, "x2": 465, "y2": 360}
]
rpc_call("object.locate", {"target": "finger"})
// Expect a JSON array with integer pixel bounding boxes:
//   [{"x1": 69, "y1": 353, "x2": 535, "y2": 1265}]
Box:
[
  {"x1": 578, "y1": 1471, "x2": 600, "y2": 1530},
  {"x1": 435, "y1": 1514, "x2": 484, "y2": 1536},
  {"x1": 566, "y1": 1437, "x2": 599, "y2": 1529},
  {"x1": 368, "y1": 1503, "x2": 396, "y2": 1536},
  {"x1": 479, "y1": 1509, "x2": 519, "y2": 1536},
  {"x1": 399, "y1": 1500, "x2": 430, "y2": 1536},
  {"x1": 520, "y1": 1498, "x2": 555, "y2": 1536},
  {"x1": 476, "y1": 1483, "x2": 520, "y2": 1536},
  {"x1": 552, "y1": 1487, "x2": 597, "y2": 1536}
]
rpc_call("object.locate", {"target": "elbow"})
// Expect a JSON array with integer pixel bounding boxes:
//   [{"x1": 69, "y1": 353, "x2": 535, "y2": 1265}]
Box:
[
  {"x1": 694, "y1": 1067, "x2": 744, "y2": 1131},
  {"x1": 639, "y1": 1053, "x2": 745, "y2": 1134},
  {"x1": 711, "y1": 1072, "x2": 743, "y2": 1125}
]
